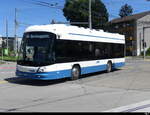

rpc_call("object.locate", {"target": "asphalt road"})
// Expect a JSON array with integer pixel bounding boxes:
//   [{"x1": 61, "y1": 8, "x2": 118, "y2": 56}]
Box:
[{"x1": 0, "y1": 58, "x2": 150, "y2": 112}]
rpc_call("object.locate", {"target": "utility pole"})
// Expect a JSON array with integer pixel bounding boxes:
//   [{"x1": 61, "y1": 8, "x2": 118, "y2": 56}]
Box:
[
  {"x1": 6, "y1": 18, "x2": 8, "y2": 52},
  {"x1": 14, "y1": 8, "x2": 18, "y2": 56},
  {"x1": 89, "y1": 0, "x2": 92, "y2": 29},
  {"x1": 143, "y1": 28, "x2": 146, "y2": 59}
]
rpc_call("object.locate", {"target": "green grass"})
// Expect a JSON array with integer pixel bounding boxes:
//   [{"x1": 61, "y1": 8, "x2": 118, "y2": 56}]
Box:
[{"x1": 1, "y1": 56, "x2": 18, "y2": 62}]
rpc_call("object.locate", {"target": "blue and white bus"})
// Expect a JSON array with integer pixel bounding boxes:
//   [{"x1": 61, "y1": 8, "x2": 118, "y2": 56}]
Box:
[{"x1": 16, "y1": 24, "x2": 125, "y2": 80}]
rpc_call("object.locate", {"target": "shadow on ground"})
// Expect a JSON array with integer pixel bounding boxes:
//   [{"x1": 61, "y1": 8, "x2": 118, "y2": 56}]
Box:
[
  {"x1": 5, "y1": 69, "x2": 120, "y2": 86},
  {"x1": 5, "y1": 77, "x2": 68, "y2": 86}
]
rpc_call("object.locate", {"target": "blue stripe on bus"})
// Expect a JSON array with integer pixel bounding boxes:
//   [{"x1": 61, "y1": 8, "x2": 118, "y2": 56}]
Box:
[
  {"x1": 69, "y1": 33, "x2": 124, "y2": 41},
  {"x1": 16, "y1": 62, "x2": 125, "y2": 80},
  {"x1": 81, "y1": 64, "x2": 107, "y2": 74},
  {"x1": 113, "y1": 62, "x2": 125, "y2": 68}
]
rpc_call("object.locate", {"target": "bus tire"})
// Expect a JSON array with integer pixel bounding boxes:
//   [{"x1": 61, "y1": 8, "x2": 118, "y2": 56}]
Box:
[
  {"x1": 106, "y1": 61, "x2": 112, "y2": 73},
  {"x1": 71, "y1": 65, "x2": 81, "y2": 80}
]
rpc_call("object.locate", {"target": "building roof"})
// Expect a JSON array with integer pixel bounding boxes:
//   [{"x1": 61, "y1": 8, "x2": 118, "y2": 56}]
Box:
[{"x1": 110, "y1": 11, "x2": 150, "y2": 24}]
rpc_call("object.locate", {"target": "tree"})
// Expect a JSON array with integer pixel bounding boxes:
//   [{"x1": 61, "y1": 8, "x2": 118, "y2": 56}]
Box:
[
  {"x1": 63, "y1": 0, "x2": 109, "y2": 29},
  {"x1": 119, "y1": 4, "x2": 133, "y2": 18}
]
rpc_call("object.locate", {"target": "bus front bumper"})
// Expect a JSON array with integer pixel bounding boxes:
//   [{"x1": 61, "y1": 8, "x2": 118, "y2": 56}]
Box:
[
  {"x1": 16, "y1": 70, "x2": 59, "y2": 80},
  {"x1": 16, "y1": 69, "x2": 71, "y2": 80}
]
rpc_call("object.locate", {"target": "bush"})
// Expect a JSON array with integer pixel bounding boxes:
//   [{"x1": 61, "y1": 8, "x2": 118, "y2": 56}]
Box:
[
  {"x1": 0, "y1": 48, "x2": 17, "y2": 61},
  {"x1": 146, "y1": 47, "x2": 150, "y2": 56},
  {"x1": 140, "y1": 47, "x2": 150, "y2": 56}
]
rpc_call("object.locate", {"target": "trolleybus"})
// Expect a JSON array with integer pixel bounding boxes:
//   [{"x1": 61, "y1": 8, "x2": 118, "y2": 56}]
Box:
[{"x1": 16, "y1": 24, "x2": 125, "y2": 80}]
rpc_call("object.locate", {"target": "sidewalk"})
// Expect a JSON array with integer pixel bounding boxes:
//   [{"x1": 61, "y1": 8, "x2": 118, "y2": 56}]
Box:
[
  {"x1": 126, "y1": 56, "x2": 150, "y2": 60},
  {"x1": 0, "y1": 60, "x2": 16, "y2": 65},
  {"x1": 0, "y1": 61, "x2": 16, "y2": 81}
]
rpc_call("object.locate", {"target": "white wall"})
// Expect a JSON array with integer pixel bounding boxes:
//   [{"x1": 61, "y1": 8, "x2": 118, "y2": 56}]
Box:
[{"x1": 136, "y1": 14, "x2": 150, "y2": 56}]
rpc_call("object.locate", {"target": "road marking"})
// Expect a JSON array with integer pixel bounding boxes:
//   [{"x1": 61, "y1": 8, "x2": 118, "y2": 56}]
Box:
[
  {"x1": 0, "y1": 72, "x2": 14, "y2": 74},
  {"x1": 105, "y1": 100, "x2": 150, "y2": 112},
  {"x1": 0, "y1": 80, "x2": 8, "y2": 84},
  {"x1": 122, "y1": 66, "x2": 133, "y2": 70},
  {"x1": 0, "y1": 67, "x2": 16, "y2": 70},
  {"x1": 145, "y1": 59, "x2": 150, "y2": 62}
]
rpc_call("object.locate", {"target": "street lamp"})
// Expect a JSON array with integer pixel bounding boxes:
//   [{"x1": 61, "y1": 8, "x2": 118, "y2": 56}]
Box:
[
  {"x1": 30, "y1": 1, "x2": 60, "y2": 9},
  {"x1": 30, "y1": 0, "x2": 89, "y2": 26},
  {"x1": 30, "y1": 1, "x2": 61, "y2": 23}
]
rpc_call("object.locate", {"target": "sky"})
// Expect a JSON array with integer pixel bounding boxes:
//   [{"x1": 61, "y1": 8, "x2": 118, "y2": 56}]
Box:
[{"x1": 0, "y1": 0, "x2": 150, "y2": 37}]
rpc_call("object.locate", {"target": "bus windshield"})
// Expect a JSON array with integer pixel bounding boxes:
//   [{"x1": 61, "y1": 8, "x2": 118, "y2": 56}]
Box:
[{"x1": 17, "y1": 32, "x2": 56, "y2": 67}]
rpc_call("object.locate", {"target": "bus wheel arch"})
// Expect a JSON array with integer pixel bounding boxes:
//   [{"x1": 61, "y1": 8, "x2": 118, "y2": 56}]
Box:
[{"x1": 71, "y1": 64, "x2": 81, "y2": 80}]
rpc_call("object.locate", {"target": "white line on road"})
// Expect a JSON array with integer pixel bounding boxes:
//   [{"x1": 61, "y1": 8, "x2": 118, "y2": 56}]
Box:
[
  {"x1": 0, "y1": 80, "x2": 8, "y2": 84},
  {"x1": 0, "y1": 72, "x2": 14, "y2": 74},
  {"x1": 105, "y1": 100, "x2": 150, "y2": 112}
]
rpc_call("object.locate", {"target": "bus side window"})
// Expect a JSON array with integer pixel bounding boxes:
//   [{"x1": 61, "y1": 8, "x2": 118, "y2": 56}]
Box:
[
  {"x1": 95, "y1": 48, "x2": 100, "y2": 58},
  {"x1": 94, "y1": 42, "x2": 103, "y2": 59},
  {"x1": 55, "y1": 40, "x2": 67, "y2": 63}
]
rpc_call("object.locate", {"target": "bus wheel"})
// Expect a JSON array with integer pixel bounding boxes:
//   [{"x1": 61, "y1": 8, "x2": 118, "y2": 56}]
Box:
[
  {"x1": 106, "y1": 61, "x2": 112, "y2": 73},
  {"x1": 71, "y1": 65, "x2": 80, "y2": 80}
]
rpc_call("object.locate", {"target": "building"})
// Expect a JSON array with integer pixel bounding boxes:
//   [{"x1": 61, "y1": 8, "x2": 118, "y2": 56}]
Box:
[{"x1": 108, "y1": 11, "x2": 150, "y2": 56}]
